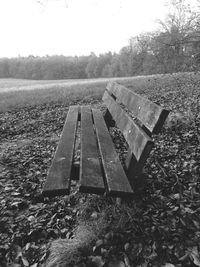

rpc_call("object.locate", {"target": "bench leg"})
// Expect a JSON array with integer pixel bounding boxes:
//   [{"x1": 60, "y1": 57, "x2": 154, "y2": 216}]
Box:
[
  {"x1": 126, "y1": 149, "x2": 143, "y2": 175},
  {"x1": 125, "y1": 149, "x2": 145, "y2": 190},
  {"x1": 104, "y1": 109, "x2": 116, "y2": 128}
]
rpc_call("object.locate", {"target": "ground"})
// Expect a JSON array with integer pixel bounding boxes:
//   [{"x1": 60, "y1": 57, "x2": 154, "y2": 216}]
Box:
[{"x1": 0, "y1": 72, "x2": 200, "y2": 267}]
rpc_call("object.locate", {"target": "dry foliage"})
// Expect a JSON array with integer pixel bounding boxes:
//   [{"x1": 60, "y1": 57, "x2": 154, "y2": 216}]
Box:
[{"x1": 0, "y1": 72, "x2": 200, "y2": 266}]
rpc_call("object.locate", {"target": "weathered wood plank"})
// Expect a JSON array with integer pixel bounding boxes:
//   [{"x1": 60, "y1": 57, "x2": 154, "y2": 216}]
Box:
[
  {"x1": 106, "y1": 82, "x2": 169, "y2": 134},
  {"x1": 103, "y1": 91, "x2": 154, "y2": 163},
  {"x1": 42, "y1": 106, "x2": 79, "y2": 197},
  {"x1": 79, "y1": 107, "x2": 105, "y2": 194},
  {"x1": 92, "y1": 109, "x2": 133, "y2": 197}
]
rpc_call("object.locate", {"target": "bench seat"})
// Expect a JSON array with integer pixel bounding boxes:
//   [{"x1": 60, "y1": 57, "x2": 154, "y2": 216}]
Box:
[{"x1": 43, "y1": 106, "x2": 134, "y2": 198}]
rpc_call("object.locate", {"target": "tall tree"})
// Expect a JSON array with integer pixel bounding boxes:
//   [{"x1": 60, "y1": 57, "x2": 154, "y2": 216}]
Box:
[{"x1": 156, "y1": 0, "x2": 200, "y2": 71}]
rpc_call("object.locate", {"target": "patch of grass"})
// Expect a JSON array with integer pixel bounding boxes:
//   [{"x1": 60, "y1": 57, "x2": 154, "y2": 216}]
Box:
[
  {"x1": 45, "y1": 195, "x2": 111, "y2": 267},
  {"x1": 0, "y1": 76, "x2": 138, "y2": 113},
  {"x1": 0, "y1": 83, "x2": 105, "y2": 112},
  {"x1": 1, "y1": 71, "x2": 200, "y2": 113},
  {"x1": 0, "y1": 78, "x2": 109, "y2": 90},
  {"x1": 45, "y1": 194, "x2": 149, "y2": 267}
]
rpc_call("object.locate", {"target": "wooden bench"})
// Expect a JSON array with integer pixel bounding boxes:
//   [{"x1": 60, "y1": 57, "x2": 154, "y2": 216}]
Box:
[{"x1": 42, "y1": 82, "x2": 169, "y2": 198}]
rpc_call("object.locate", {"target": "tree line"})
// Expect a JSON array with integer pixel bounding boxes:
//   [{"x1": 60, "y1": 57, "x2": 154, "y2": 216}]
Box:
[{"x1": 0, "y1": 0, "x2": 200, "y2": 80}]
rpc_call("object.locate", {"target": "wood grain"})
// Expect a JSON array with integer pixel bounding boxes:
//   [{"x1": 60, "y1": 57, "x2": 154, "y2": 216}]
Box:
[
  {"x1": 43, "y1": 106, "x2": 79, "y2": 197},
  {"x1": 92, "y1": 108, "x2": 133, "y2": 197},
  {"x1": 107, "y1": 81, "x2": 169, "y2": 134},
  {"x1": 79, "y1": 106, "x2": 105, "y2": 194}
]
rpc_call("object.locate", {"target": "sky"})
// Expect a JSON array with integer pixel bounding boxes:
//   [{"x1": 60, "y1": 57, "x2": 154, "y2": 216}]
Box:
[{"x1": 0, "y1": 0, "x2": 167, "y2": 58}]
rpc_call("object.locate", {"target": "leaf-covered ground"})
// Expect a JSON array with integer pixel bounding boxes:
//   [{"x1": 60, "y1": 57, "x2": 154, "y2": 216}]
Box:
[{"x1": 0, "y1": 73, "x2": 200, "y2": 267}]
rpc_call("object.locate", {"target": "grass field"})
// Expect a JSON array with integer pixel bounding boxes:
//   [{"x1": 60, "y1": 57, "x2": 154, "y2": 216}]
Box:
[
  {"x1": 1, "y1": 72, "x2": 200, "y2": 113},
  {"x1": 0, "y1": 75, "x2": 161, "y2": 92},
  {"x1": 0, "y1": 77, "x2": 128, "y2": 112},
  {"x1": 0, "y1": 76, "x2": 146, "y2": 112},
  {"x1": 0, "y1": 72, "x2": 200, "y2": 266}
]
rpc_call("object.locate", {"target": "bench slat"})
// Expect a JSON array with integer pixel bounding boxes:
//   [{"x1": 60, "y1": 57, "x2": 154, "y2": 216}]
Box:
[
  {"x1": 107, "y1": 82, "x2": 169, "y2": 134},
  {"x1": 42, "y1": 106, "x2": 79, "y2": 197},
  {"x1": 79, "y1": 107, "x2": 105, "y2": 195},
  {"x1": 92, "y1": 109, "x2": 133, "y2": 197},
  {"x1": 103, "y1": 91, "x2": 153, "y2": 163}
]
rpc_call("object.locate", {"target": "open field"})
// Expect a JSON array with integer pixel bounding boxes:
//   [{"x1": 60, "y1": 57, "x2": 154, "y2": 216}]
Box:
[
  {"x1": 1, "y1": 72, "x2": 200, "y2": 113},
  {"x1": 0, "y1": 77, "x2": 123, "y2": 93},
  {"x1": 0, "y1": 72, "x2": 200, "y2": 266},
  {"x1": 0, "y1": 75, "x2": 163, "y2": 93}
]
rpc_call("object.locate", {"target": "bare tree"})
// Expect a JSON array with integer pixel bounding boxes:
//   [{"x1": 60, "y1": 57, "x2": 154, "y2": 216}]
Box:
[{"x1": 155, "y1": 0, "x2": 200, "y2": 71}]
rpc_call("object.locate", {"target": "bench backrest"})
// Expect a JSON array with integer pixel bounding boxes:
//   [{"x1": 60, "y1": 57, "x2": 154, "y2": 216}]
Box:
[
  {"x1": 102, "y1": 81, "x2": 169, "y2": 179},
  {"x1": 106, "y1": 82, "x2": 169, "y2": 134}
]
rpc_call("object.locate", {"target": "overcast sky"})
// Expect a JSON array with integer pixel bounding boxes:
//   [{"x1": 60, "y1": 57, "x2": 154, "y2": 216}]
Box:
[{"x1": 0, "y1": 0, "x2": 167, "y2": 58}]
